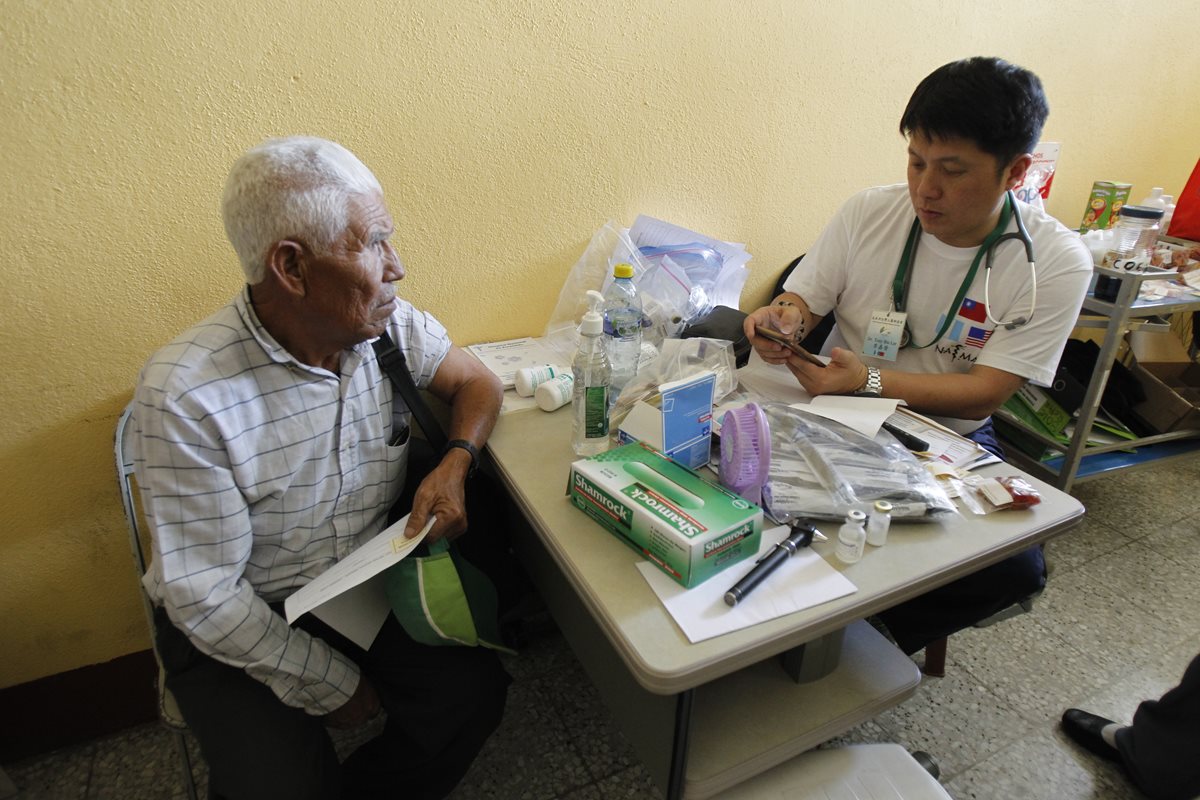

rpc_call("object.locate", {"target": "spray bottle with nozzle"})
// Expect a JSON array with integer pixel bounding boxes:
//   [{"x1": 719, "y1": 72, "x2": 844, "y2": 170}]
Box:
[{"x1": 572, "y1": 290, "x2": 612, "y2": 456}]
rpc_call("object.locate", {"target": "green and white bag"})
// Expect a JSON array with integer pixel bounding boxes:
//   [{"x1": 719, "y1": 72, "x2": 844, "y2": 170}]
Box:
[{"x1": 385, "y1": 537, "x2": 513, "y2": 654}]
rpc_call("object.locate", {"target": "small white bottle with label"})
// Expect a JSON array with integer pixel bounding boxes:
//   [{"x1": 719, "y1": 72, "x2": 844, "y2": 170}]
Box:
[
  {"x1": 834, "y1": 509, "x2": 868, "y2": 565},
  {"x1": 534, "y1": 373, "x2": 574, "y2": 412},
  {"x1": 866, "y1": 500, "x2": 893, "y2": 547},
  {"x1": 515, "y1": 365, "x2": 566, "y2": 398}
]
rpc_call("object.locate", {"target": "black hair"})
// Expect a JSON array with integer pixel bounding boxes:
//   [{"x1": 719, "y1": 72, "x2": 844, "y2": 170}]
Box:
[{"x1": 899, "y1": 57, "x2": 1048, "y2": 170}]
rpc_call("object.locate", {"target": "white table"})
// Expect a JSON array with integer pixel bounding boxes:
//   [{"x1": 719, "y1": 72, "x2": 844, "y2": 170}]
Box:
[{"x1": 486, "y1": 404, "x2": 1083, "y2": 798}]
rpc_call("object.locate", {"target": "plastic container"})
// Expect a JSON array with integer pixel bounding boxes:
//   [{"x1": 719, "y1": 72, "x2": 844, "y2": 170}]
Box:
[
  {"x1": 1138, "y1": 187, "x2": 1167, "y2": 210},
  {"x1": 534, "y1": 373, "x2": 573, "y2": 412},
  {"x1": 602, "y1": 262, "x2": 643, "y2": 401},
  {"x1": 515, "y1": 365, "x2": 566, "y2": 397},
  {"x1": 834, "y1": 509, "x2": 867, "y2": 565},
  {"x1": 572, "y1": 290, "x2": 612, "y2": 456},
  {"x1": 1094, "y1": 205, "x2": 1164, "y2": 302},
  {"x1": 866, "y1": 500, "x2": 893, "y2": 547},
  {"x1": 1161, "y1": 197, "x2": 1176, "y2": 236}
]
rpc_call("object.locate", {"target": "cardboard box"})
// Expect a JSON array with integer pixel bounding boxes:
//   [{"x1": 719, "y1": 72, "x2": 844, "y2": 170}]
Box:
[
  {"x1": 1128, "y1": 330, "x2": 1191, "y2": 368},
  {"x1": 617, "y1": 370, "x2": 715, "y2": 469},
  {"x1": 1079, "y1": 181, "x2": 1132, "y2": 231},
  {"x1": 567, "y1": 441, "x2": 762, "y2": 588},
  {"x1": 1130, "y1": 360, "x2": 1200, "y2": 433}
]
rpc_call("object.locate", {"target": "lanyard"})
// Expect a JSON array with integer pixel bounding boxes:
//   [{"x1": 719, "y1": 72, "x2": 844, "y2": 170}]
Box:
[{"x1": 892, "y1": 195, "x2": 1014, "y2": 349}]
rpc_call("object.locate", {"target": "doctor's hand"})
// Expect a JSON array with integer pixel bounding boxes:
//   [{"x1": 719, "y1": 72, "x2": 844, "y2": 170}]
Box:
[
  {"x1": 784, "y1": 347, "x2": 870, "y2": 397},
  {"x1": 404, "y1": 458, "x2": 470, "y2": 543},
  {"x1": 743, "y1": 304, "x2": 806, "y2": 365}
]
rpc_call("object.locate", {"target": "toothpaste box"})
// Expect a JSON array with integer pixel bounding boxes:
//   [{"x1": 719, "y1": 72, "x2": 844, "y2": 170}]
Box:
[{"x1": 567, "y1": 441, "x2": 762, "y2": 588}]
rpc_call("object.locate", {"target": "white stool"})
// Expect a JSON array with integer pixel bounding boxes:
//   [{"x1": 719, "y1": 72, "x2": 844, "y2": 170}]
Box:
[{"x1": 716, "y1": 743, "x2": 952, "y2": 799}]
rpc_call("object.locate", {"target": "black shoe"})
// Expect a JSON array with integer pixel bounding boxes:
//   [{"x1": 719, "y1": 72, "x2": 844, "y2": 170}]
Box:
[{"x1": 1061, "y1": 708, "x2": 1123, "y2": 763}]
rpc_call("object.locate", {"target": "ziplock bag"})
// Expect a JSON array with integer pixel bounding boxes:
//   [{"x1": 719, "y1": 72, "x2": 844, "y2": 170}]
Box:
[{"x1": 759, "y1": 403, "x2": 957, "y2": 523}]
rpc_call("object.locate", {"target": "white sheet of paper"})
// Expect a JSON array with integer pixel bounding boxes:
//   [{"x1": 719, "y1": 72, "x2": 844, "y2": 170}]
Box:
[
  {"x1": 284, "y1": 516, "x2": 433, "y2": 648},
  {"x1": 806, "y1": 395, "x2": 901, "y2": 438},
  {"x1": 635, "y1": 525, "x2": 857, "y2": 643},
  {"x1": 736, "y1": 351, "x2": 814, "y2": 404},
  {"x1": 467, "y1": 338, "x2": 562, "y2": 389}
]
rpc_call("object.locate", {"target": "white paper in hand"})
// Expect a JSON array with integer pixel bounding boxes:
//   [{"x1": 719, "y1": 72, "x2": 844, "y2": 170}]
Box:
[{"x1": 283, "y1": 515, "x2": 434, "y2": 649}]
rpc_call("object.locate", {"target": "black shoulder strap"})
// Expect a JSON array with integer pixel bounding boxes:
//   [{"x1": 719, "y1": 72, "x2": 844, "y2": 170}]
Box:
[{"x1": 372, "y1": 333, "x2": 448, "y2": 452}]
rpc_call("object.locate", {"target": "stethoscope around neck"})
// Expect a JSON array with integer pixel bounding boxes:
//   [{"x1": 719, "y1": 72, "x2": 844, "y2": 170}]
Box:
[{"x1": 892, "y1": 189, "x2": 1037, "y2": 349}]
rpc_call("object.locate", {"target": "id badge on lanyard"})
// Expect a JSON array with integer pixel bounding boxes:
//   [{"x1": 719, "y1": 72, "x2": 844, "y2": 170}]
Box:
[{"x1": 862, "y1": 309, "x2": 907, "y2": 362}]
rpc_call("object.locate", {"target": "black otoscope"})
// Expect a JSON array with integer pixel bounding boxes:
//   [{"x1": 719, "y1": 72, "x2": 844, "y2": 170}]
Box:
[{"x1": 723, "y1": 520, "x2": 818, "y2": 607}]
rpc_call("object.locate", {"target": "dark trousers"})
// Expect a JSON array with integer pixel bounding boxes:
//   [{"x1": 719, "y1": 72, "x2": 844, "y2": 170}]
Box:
[
  {"x1": 155, "y1": 607, "x2": 510, "y2": 800},
  {"x1": 877, "y1": 418, "x2": 1047, "y2": 654},
  {"x1": 153, "y1": 442, "x2": 518, "y2": 800},
  {"x1": 1116, "y1": 652, "x2": 1200, "y2": 800}
]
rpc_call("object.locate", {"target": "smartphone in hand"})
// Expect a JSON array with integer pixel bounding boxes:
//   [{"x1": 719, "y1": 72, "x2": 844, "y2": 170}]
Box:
[{"x1": 753, "y1": 325, "x2": 826, "y2": 368}]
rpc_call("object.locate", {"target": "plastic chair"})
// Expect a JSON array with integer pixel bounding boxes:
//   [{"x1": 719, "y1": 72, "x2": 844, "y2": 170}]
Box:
[
  {"x1": 718, "y1": 743, "x2": 951, "y2": 799},
  {"x1": 114, "y1": 405, "x2": 201, "y2": 800}
]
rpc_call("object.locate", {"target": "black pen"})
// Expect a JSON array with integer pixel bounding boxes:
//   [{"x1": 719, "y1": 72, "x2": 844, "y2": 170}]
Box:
[
  {"x1": 881, "y1": 421, "x2": 929, "y2": 452},
  {"x1": 724, "y1": 521, "x2": 818, "y2": 607}
]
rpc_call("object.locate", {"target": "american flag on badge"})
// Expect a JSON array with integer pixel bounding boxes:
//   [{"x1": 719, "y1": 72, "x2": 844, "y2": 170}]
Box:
[
  {"x1": 966, "y1": 326, "x2": 993, "y2": 348},
  {"x1": 958, "y1": 297, "x2": 987, "y2": 323}
]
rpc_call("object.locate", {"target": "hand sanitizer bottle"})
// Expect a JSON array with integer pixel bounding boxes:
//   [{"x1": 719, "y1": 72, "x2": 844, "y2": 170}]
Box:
[{"x1": 572, "y1": 290, "x2": 612, "y2": 456}]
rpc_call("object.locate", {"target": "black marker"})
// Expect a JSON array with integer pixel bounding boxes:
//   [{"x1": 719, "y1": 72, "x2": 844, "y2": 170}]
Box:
[
  {"x1": 881, "y1": 421, "x2": 929, "y2": 453},
  {"x1": 724, "y1": 521, "x2": 818, "y2": 607}
]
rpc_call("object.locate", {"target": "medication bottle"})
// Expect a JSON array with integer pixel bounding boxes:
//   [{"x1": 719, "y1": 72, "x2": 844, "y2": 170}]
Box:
[
  {"x1": 1094, "y1": 205, "x2": 1164, "y2": 302},
  {"x1": 601, "y1": 262, "x2": 643, "y2": 402},
  {"x1": 534, "y1": 373, "x2": 574, "y2": 412},
  {"x1": 866, "y1": 500, "x2": 893, "y2": 547},
  {"x1": 515, "y1": 365, "x2": 566, "y2": 397},
  {"x1": 1137, "y1": 187, "x2": 1167, "y2": 211},
  {"x1": 834, "y1": 509, "x2": 867, "y2": 565},
  {"x1": 572, "y1": 290, "x2": 612, "y2": 456},
  {"x1": 1161, "y1": 197, "x2": 1176, "y2": 236}
]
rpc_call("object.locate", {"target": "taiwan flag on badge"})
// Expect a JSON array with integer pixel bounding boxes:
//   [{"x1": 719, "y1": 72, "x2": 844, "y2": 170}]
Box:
[{"x1": 958, "y1": 297, "x2": 987, "y2": 323}]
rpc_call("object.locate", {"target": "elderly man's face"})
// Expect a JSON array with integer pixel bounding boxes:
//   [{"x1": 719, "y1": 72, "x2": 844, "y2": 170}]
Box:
[{"x1": 303, "y1": 192, "x2": 404, "y2": 347}]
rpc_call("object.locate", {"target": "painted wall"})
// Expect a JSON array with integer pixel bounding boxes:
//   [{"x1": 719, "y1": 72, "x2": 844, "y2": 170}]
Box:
[{"x1": 2, "y1": 0, "x2": 1198, "y2": 687}]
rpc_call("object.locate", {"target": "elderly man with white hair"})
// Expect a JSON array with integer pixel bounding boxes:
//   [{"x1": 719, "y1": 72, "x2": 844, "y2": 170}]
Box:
[{"x1": 132, "y1": 136, "x2": 509, "y2": 800}]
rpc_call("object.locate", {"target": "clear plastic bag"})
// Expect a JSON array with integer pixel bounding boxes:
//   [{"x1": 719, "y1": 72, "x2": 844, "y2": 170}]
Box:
[
  {"x1": 607, "y1": 337, "x2": 738, "y2": 441},
  {"x1": 542, "y1": 222, "x2": 719, "y2": 367},
  {"x1": 759, "y1": 403, "x2": 958, "y2": 523}
]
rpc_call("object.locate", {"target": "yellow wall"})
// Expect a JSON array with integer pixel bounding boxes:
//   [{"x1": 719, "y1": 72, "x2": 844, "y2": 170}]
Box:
[{"x1": 2, "y1": 0, "x2": 1198, "y2": 687}]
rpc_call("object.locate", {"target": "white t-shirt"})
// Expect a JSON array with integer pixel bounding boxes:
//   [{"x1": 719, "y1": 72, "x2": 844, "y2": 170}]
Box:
[{"x1": 785, "y1": 183, "x2": 1092, "y2": 433}]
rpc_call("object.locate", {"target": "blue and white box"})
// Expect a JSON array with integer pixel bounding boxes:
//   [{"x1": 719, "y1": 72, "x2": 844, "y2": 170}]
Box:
[{"x1": 617, "y1": 370, "x2": 716, "y2": 469}]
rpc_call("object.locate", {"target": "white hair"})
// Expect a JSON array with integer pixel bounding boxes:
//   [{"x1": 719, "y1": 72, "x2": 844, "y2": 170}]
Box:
[{"x1": 221, "y1": 136, "x2": 383, "y2": 284}]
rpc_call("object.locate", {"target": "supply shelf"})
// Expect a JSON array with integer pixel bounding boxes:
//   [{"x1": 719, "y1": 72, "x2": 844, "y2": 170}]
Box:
[{"x1": 997, "y1": 265, "x2": 1200, "y2": 491}]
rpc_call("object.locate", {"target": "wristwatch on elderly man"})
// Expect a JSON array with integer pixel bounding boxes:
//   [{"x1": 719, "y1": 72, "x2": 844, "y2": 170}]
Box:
[{"x1": 854, "y1": 366, "x2": 883, "y2": 398}]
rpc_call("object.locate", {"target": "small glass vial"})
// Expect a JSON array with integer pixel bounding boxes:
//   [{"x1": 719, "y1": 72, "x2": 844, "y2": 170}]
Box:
[
  {"x1": 834, "y1": 509, "x2": 867, "y2": 565},
  {"x1": 866, "y1": 500, "x2": 893, "y2": 547}
]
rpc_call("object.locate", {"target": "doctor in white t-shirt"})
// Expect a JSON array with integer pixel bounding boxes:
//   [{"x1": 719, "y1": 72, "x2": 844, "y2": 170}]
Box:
[
  {"x1": 743, "y1": 57, "x2": 1092, "y2": 657},
  {"x1": 745, "y1": 65, "x2": 1091, "y2": 438}
]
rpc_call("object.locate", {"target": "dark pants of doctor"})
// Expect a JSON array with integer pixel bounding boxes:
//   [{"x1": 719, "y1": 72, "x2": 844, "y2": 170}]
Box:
[
  {"x1": 155, "y1": 605, "x2": 510, "y2": 800},
  {"x1": 876, "y1": 419, "x2": 1047, "y2": 654},
  {"x1": 1115, "y1": 652, "x2": 1200, "y2": 800}
]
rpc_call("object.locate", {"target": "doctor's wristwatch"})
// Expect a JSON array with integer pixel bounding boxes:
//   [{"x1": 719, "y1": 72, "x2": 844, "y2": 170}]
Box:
[{"x1": 854, "y1": 366, "x2": 883, "y2": 398}]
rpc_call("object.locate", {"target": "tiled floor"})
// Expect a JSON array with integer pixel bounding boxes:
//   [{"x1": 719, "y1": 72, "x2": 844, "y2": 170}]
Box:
[{"x1": 6, "y1": 457, "x2": 1198, "y2": 799}]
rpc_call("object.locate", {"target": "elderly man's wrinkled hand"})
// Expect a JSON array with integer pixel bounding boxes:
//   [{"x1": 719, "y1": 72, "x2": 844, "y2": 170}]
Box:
[
  {"x1": 404, "y1": 463, "x2": 469, "y2": 543},
  {"x1": 324, "y1": 674, "x2": 381, "y2": 730}
]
